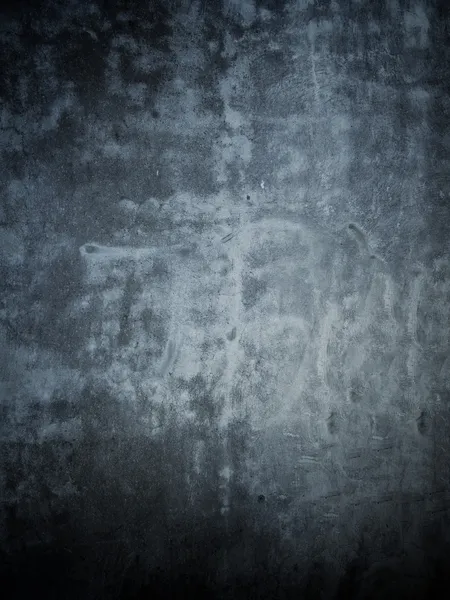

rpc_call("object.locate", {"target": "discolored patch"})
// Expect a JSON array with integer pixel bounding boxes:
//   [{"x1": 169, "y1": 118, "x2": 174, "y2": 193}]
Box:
[
  {"x1": 416, "y1": 410, "x2": 430, "y2": 435},
  {"x1": 242, "y1": 275, "x2": 268, "y2": 310},
  {"x1": 327, "y1": 411, "x2": 339, "y2": 435},
  {"x1": 227, "y1": 327, "x2": 237, "y2": 341}
]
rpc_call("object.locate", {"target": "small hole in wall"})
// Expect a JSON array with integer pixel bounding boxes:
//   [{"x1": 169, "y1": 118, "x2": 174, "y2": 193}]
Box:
[
  {"x1": 246, "y1": 194, "x2": 251, "y2": 200},
  {"x1": 258, "y1": 494, "x2": 266, "y2": 503}
]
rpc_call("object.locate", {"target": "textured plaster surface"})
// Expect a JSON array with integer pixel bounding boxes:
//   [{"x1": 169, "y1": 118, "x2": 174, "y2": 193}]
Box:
[{"x1": 0, "y1": 0, "x2": 450, "y2": 597}]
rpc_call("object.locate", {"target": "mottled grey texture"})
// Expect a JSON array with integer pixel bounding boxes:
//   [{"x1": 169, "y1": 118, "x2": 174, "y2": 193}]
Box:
[{"x1": 0, "y1": 0, "x2": 450, "y2": 598}]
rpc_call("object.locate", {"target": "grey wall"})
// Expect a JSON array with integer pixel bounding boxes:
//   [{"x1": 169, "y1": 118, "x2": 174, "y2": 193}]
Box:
[{"x1": 1, "y1": 0, "x2": 449, "y2": 598}]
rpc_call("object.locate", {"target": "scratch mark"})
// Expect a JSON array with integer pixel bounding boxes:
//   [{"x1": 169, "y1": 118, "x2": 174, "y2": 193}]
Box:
[
  {"x1": 347, "y1": 222, "x2": 370, "y2": 254},
  {"x1": 226, "y1": 326, "x2": 237, "y2": 341},
  {"x1": 299, "y1": 455, "x2": 320, "y2": 463},
  {"x1": 80, "y1": 242, "x2": 158, "y2": 259},
  {"x1": 372, "y1": 444, "x2": 394, "y2": 452},
  {"x1": 159, "y1": 340, "x2": 177, "y2": 378},
  {"x1": 428, "y1": 507, "x2": 450, "y2": 515},
  {"x1": 221, "y1": 232, "x2": 235, "y2": 243},
  {"x1": 83, "y1": 28, "x2": 98, "y2": 41},
  {"x1": 373, "y1": 494, "x2": 394, "y2": 504},
  {"x1": 408, "y1": 270, "x2": 425, "y2": 346},
  {"x1": 317, "y1": 301, "x2": 337, "y2": 382},
  {"x1": 429, "y1": 489, "x2": 447, "y2": 497}
]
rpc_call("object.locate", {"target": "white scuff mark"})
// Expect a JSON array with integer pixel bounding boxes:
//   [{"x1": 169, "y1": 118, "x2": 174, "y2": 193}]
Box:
[
  {"x1": 193, "y1": 439, "x2": 205, "y2": 475},
  {"x1": 317, "y1": 301, "x2": 338, "y2": 382},
  {"x1": 79, "y1": 242, "x2": 175, "y2": 288},
  {"x1": 79, "y1": 242, "x2": 158, "y2": 260},
  {"x1": 218, "y1": 215, "x2": 249, "y2": 428},
  {"x1": 407, "y1": 270, "x2": 425, "y2": 344},
  {"x1": 158, "y1": 336, "x2": 183, "y2": 379},
  {"x1": 83, "y1": 28, "x2": 98, "y2": 41},
  {"x1": 383, "y1": 275, "x2": 396, "y2": 318},
  {"x1": 164, "y1": 266, "x2": 204, "y2": 381},
  {"x1": 260, "y1": 180, "x2": 265, "y2": 190},
  {"x1": 220, "y1": 465, "x2": 233, "y2": 482},
  {"x1": 298, "y1": 455, "x2": 320, "y2": 463}
]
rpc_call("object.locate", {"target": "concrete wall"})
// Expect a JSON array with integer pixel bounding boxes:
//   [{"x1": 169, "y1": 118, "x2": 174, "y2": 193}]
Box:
[{"x1": 1, "y1": 0, "x2": 449, "y2": 597}]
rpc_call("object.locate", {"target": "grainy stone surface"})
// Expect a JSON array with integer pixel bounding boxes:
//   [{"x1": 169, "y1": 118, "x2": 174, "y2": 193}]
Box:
[{"x1": 1, "y1": 0, "x2": 450, "y2": 597}]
